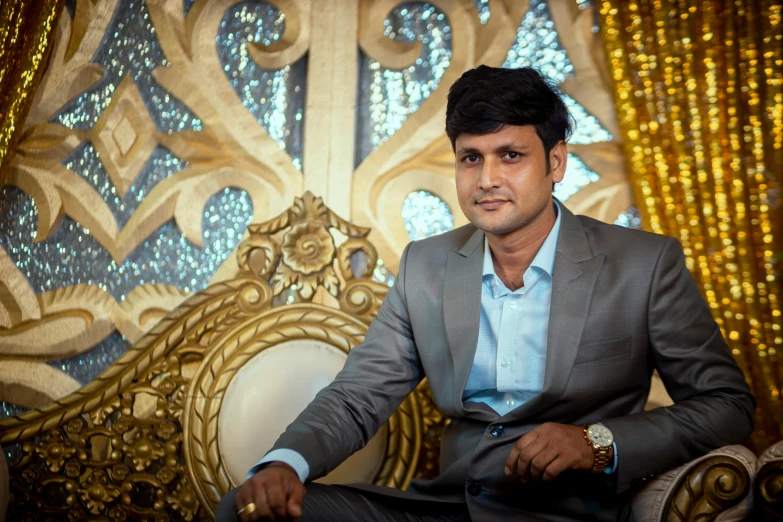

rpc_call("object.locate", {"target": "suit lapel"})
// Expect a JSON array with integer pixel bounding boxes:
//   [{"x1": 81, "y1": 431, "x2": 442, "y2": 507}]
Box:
[
  {"x1": 507, "y1": 204, "x2": 605, "y2": 420},
  {"x1": 442, "y1": 205, "x2": 605, "y2": 421},
  {"x1": 443, "y1": 228, "x2": 484, "y2": 410},
  {"x1": 540, "y1": 252, "x2": 605, "y2": 402}
]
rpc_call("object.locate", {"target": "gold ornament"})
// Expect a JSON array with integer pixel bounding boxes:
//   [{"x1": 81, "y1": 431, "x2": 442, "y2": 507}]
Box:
[
  {"x1": 166, "y1": 477, "x2": 199, "y2": 522},
  {"x1": 35, "y1": 430, "x2": 76, "y2": 473},
  {"x1": 124, "y1": 430, "x2": 166, "y2": 471},
  {"x1": 282, "y1": 222, "x2": 336, "y2": 275},
  {"x1": 77, "y1": 470, "x2": 120, "y2": 515}
]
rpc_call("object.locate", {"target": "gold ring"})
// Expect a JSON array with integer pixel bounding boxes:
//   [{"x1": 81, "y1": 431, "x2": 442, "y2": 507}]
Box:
[{"x1": 238, "y1": 502, "x2": 256, "y2": 516}]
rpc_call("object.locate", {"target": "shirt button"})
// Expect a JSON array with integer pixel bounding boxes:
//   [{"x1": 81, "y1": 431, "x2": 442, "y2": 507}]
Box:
[
  {"x1": 500, "y1": 360, "x2": 510, "y2": 367},
  {"x1": 508, "y1": 301, "x2": 518, "y2": 309},
  {"x1": 489, "y1": 425, "x2": 504, "y2": 437},
  {"x1": 467, "y1": 481, "x2": 482, "y2": 496},
  {"x1": 506, "y1": 399, "x2": 515, "y2": 408}
]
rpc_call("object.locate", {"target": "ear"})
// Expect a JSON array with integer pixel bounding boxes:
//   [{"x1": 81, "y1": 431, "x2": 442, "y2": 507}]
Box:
[{"x1": 549, "y1": 141, "x2": 568, "y2": 183}]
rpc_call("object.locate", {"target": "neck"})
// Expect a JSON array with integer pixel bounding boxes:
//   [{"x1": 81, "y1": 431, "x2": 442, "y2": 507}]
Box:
[{"x1": 485, "y1": 201, "x2": 557, "y2": 289}]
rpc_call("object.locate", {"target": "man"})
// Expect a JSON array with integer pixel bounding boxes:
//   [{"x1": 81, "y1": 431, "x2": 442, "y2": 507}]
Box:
[{"x1": 217, "y1": 66, "x2": 754, "y2": 521}]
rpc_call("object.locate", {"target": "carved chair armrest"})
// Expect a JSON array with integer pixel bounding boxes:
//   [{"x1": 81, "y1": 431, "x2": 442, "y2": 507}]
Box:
[
  {"x1": 756, "y1": 439, "x2": 783, "y2": 521},
  {"x1": 629, "y1": 445, "x2": 756, "y2": 522}
]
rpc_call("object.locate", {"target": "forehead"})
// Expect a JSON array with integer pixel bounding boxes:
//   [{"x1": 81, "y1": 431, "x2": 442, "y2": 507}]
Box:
[{"x1": 455, "y1": 125, "x2": 542, "y2": 151}]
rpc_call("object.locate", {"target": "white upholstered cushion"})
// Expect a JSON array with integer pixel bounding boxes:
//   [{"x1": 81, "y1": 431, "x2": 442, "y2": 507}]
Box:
[{"x1": 218, "y1": 340, "x2": 387, "y2": 487}]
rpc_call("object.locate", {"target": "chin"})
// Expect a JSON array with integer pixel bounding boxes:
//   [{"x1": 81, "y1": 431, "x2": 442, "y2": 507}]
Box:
[{"x1": 470, "y1": 217, "x2": 518, "y2": 236}]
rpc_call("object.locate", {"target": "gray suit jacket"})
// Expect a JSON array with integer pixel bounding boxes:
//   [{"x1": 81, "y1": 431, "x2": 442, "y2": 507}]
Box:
[{"x1": 269, "y1": 203, "x2": 754, "y2": 521}]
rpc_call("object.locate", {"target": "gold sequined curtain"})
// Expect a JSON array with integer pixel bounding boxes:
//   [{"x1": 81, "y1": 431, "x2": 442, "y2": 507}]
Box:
[
  {"x1": 0, "y1": 0, "x2": 64, "y2": 185},
  {"x1": 598, "y1": 0, "x2": 782, "y2": 451}
]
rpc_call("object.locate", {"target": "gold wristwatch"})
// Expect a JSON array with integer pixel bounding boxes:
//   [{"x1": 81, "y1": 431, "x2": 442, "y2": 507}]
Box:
[{"x1": 584, "y1": 424, "x2": 613, "y2": 473}]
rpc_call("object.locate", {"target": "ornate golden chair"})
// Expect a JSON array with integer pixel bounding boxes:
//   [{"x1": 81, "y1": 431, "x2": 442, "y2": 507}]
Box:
[{"x1": 0, "y1": 193, "x2": 759, "y2": 521}]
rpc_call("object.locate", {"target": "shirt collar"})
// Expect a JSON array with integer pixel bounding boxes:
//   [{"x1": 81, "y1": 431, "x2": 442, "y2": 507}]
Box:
[{"x1": 482, "y1": 200, "x2": 562, "y2": 279}]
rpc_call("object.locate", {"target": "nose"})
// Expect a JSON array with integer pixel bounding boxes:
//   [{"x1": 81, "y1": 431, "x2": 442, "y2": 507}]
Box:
[{"x1": 478, "y1": 158, "x2": 502, "y2": 190}]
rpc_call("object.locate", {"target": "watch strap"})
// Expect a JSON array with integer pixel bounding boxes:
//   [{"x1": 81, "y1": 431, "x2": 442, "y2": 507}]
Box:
[{"x1": 584, "y1": 425, "x2": 612, "y2": 473}]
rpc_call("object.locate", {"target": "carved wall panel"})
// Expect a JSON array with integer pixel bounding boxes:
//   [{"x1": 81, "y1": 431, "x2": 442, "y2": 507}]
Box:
[{"x1": 1, "y1": 0, "x2": 306, "y2": 416}]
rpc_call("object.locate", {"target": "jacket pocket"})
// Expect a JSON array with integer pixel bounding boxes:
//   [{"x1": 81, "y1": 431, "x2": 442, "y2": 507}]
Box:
[{"x1": 573, "y1": 335, "x2": 632, "y2": 365}]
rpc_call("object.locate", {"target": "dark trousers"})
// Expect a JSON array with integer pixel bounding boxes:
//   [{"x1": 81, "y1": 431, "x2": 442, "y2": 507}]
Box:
[{"x1": 215, "y1": 482, "x2": 471, "y2": 522}]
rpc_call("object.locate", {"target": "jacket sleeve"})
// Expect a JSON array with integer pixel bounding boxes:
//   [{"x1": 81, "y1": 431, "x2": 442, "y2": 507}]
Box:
[
  {"x1": 267, "y1": 242, "x2": 424, "y2": 481},
  {"x1": 602, "y1": 236, "x2": 755, "y2": 492}
]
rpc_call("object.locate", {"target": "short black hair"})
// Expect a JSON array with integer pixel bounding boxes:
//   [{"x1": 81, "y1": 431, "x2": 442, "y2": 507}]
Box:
[{"x1": 445, "y1": 66, "x2": 573, "y2": 158}]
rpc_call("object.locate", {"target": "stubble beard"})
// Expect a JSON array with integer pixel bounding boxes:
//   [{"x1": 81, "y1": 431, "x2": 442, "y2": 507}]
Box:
[{"x1": 471, "y1": 197, "x2": 552, "y2": 239}]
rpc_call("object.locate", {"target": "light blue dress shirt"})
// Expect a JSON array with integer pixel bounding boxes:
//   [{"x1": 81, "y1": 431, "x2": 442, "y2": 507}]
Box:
[
  {"x1": 462, "y1": 206, "x2": 561, "y2": 416},
  {"x1": 251, "y1": 202, "x2": 615, "y2": 482}
]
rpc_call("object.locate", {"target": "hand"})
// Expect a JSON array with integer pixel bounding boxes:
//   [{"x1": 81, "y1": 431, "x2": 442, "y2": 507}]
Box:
[
  {"x1": 504, "y1": 423, "x2": 603, "y2": 482},
  {"x1": 235, "y1": 462, "x2": 306, "y2": 521}
]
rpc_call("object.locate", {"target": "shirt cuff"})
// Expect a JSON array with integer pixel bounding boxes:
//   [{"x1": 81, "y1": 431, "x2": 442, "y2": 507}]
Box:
[
  {"x1": 246, "y1": 449, "x2": 310, "y2": 483},
  {"x1": 604, "y1": 442, "x2": 619, "y2": 475}
]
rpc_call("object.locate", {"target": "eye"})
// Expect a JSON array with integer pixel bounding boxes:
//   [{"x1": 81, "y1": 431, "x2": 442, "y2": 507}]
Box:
[
  {"x1": 504, "y1": 152, "x2": 520, "y2": 159},
  {"x1": 463, "y1": 154, "x2": 480, "y2": 163}
]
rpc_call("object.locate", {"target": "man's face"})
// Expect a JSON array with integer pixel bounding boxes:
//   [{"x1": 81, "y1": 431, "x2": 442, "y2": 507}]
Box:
[{"x1": 454, "y1": 125, "x2": 566, "y2": 236}]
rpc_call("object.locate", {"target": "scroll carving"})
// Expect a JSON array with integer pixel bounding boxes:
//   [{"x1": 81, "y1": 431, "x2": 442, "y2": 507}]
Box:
[
  {"x1": 664, "y1": 456, "x2": 751, "y2": 522},
  {"x1": 757, "y1": 459, "x2": 783, "y2": 521},
  {"x1": 413, "y1": 380, "x2": 449, "y2": 481}
]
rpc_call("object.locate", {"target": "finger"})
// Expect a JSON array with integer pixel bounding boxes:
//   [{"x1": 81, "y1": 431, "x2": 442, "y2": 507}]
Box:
[
  {"x1": 287, "y1": 480, "x2": 306, "y2": 518},
  {"x1": 517, "y1": 438, "x2": 549, "y2": 483},
  {"x1": 505, "y1": 430, "x2": 540, "y2": 475},
  {"x1": 265, "y1": 481, "x2": 288, "y2": 520},
  {"x1": 543, "y1": 457, "x2": 569, "y2": 481},
  {"x1": 237, "y1": 482, "x2": 259, "y2": 522},
  {"x1": 250, "y1": 485, "x2": 273, "y2": 521},
  {"x1": 236, "y1": 484, "x2": 252, "y2": 517},
  {"x1": 530, "y1": 444, "x2": 558, "y2": 481}
]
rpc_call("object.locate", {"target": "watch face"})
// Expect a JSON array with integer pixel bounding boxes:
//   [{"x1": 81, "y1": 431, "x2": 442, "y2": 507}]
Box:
[{"x1": 587, "y1": 424, "x2": 613, "y2": 447}]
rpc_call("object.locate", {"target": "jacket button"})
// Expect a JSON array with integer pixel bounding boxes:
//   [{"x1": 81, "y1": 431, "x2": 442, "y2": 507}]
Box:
[
  {"x1": 467, "y1": 481, "x2": 481, "y2": 496},
  {"x1": 489, "y1": 425, "x2": 504, "y2": 437}
]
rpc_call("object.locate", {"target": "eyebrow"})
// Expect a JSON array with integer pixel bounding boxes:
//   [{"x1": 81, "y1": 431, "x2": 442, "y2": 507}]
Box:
[{"x1": 456, "y1": 143, "x2": 530, "y2": 155}]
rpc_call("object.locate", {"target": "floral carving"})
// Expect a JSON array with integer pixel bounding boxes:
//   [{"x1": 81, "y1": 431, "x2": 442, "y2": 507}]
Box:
[
  {"x1": 113, "y1": 416, "x2": 132, "y2": 434},
  {"x1": 21, "y1": 468, "x2": 39, "y2": 484},
  {"x1": 111, "y1": 464, "x2": 129, "y2": 482},
  {"x1": 67, "y1": 506, "x2": 85, "y2": 522},
  {"x1": 35, "y1": 430, "x2": 76, "y2": 472},
  {"x1": 156, "y1": 377, "x2": 177, "y2": 395},
  {"x1": 275, "y1": 221, "x2": 339, "y2": 299},
  {"x1": 65, "y1": 462, "x2": 81, "y2": 478},
  {"x1": 67, "y1": 418, "x2": 84, "y2": 434},
  {"x1": 157, "y1": 466, "x2": 176, "y2": 485},
  {"x1": 282, "y1": 222, "x2": 335, "y2": 275},
  {"x1": 124, "y1": 430, "x2": 165, "y2": 471},
  {"x1": 156, "y1": 421, "x2": 177, "y2": 440},
  {"x1": 167, "y1": 478, "x2": 199, "y2": 521},
  {"x1": 108, "y1": 505, "x2": 127, "y2": 521},
  {"x1": 78, "y1": 470, "x2": 120, "y2": 515}
]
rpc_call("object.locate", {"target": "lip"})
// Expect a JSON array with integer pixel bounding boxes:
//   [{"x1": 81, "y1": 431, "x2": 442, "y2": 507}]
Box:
[{"x1": 476, "y1": 199, "x2": 508, "y2": 210}]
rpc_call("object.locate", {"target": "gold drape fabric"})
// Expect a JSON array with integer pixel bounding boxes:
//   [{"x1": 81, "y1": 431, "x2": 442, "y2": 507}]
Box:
[
  {"x1": 599, "y1": 0, "x2": 782, "y2": 450},
  {"x1": 0, "y1": 0, "x2": 64, "y2": 184}
]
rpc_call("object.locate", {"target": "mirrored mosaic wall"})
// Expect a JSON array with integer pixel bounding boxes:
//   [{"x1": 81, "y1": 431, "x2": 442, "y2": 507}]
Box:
[
  {"x1": 1, "y1": 0, "x2": 630, "y2": 423},
  {"x1": 1, "y1": 0, "x2": 301, "y2": 412}
]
